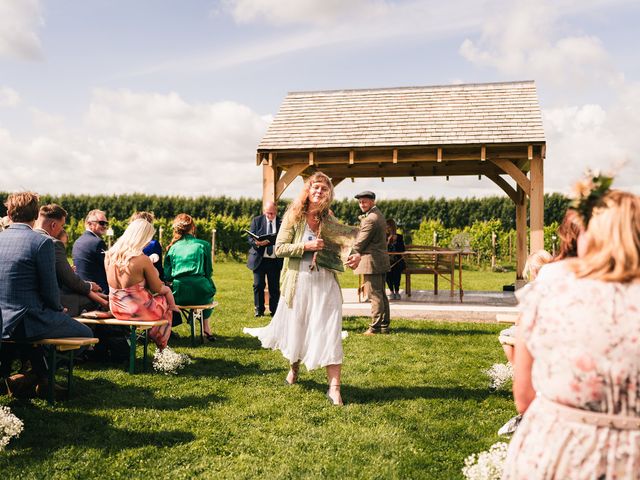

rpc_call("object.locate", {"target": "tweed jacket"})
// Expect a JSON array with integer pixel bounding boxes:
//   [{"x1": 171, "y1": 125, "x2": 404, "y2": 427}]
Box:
[
  {"x1": 352, "y1": 206, "x2": 391, "y2": 275},
  {"x1": 275, "y1": 214, "x2": 343, "y2": 308},
  {"x1": 0, "y1": 223, "x2": 69, "y2": 338}
]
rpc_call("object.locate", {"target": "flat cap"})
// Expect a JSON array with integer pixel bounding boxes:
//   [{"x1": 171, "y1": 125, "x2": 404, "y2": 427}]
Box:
[{"x1": 354, "y1": 190, "x2": 376, "y2": 200}]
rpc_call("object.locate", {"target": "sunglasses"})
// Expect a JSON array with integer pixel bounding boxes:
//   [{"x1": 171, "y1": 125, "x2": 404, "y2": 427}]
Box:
[{"x1": 91, "y1": 220, "x2": 109, "y2": 227}]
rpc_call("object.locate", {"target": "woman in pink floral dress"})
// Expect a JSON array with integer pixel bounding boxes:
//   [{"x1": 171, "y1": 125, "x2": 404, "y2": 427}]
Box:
[{"x1": 503, "y1": 188, "x2": 640, "y2": 479}]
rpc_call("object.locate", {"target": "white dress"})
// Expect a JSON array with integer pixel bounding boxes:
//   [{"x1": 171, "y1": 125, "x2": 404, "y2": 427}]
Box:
[{"x1": 243, "y1": 225, "x2": 343, "y2": 370}]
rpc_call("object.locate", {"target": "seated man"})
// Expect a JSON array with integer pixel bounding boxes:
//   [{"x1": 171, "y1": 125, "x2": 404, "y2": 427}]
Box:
[
  {"x1": 72, "y1": 209, "x2": 109, "y2": 293},
  {"x1": 34, "y1": 204, "x2": 109, "y2": 316},
  {"x1": 0, "y1": 192, "x2": 93, "y2": 397}
]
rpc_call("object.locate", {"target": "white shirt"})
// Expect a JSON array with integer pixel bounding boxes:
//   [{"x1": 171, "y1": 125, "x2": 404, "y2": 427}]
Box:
[{"x1": 263, "y1": 217, "x2": 277, "y2": 259}]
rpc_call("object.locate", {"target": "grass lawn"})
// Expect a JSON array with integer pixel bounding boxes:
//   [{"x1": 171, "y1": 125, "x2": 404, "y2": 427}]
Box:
[{"x1": 0, "y1": 261, "x2": 515, "y2": 479}]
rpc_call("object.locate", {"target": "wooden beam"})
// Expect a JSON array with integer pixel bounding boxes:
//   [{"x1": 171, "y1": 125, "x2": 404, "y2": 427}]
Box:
[
  {"x1": 268, "y1": 153, "x2": 274, "y2": 166},
  {"x1": 489, "y1": 159, "x2": 531, "y2": 195},
  {"x1": 528, "y1": 145, "x2": 533, "y2": 160},
  {"x1": 529, "y1": 151, "x2": 544, "y2": 252},
  {"x1": 275, "y1": 164, "x2": 308, "y2": 199},
  {"x1": 332, "y1": 177, "x2": 345, "y2": 187},
  {"x1": 485, "y1": 172, "x2": 518, "y2": 203},
  {"x1": 256, "y1": 152, "x2": 262, "y2": 166},
  {"x1": 262, "y1": 163, "x2": 277, "y2": 206},
  {"x1": 349, "y1": 150, "x2": 355, "y2": 165},
  {"x1": 481, "y1": 145, "x2": 486, "y2": 162},
  {"x1": 437, "y1": 148, "x2": 442, "y2": 162},
  {"x1": 308, "y1": 151, "x2": 314, "y2": 166},
  {"x1": 515, "y1": 186, "x2": 528, "y2": 280},
  {"x1": 392, "y1": 149, "x2": 398, "y2": 164}
]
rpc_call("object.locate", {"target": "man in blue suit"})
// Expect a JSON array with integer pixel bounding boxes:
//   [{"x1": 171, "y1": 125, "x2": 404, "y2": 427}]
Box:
[
  {"x1": 72, "y1": 209, "x2": 109, "y2": 293},
  {"x1": 247, "y1": 201, "x2": 283, "y2": 317},
  {"x1": 0, "y1": 192, "x2": 92, "y2": 397}
]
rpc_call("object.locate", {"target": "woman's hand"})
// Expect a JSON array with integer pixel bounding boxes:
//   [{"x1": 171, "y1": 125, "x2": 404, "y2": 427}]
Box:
[{"x1": 304, "y1": 239, "x2": 324, "y2": 251}]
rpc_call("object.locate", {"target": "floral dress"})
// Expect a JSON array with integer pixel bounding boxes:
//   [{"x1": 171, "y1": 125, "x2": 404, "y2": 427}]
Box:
[{"x1": 502, "y1": 261, "x2": 640, "y2": 479}]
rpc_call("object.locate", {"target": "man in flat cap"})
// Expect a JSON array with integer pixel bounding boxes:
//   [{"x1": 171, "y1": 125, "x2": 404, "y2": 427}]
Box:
[{"x1": 346, "y1": 191, "x2": 391, "y2": 335}]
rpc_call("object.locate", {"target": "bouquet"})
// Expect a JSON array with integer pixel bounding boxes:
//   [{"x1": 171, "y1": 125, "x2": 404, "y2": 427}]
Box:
[
  {"x1": 0, "y1": 406, "x2": 24, "y2": 450},
  {"x1": 462, "y1": 442, "x2": 509, "y2": 480},
  {"x1": 153, "y1": 347, "x2": 193, "y2": 375}
]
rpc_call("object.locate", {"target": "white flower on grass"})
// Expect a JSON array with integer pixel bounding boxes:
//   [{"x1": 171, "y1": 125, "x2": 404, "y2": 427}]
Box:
[
  {"x1": 462, "y1": 442, "x2": 509, "y2": 480},
  {"x1": 341, "y1": 330, "x2": 348, "y2": 340},
  {"x1": 152, "y1": 347, "x2": 193, "y2": 375},
  {"x1": 484, "y1": 363, "x2": 513, "y2": 390},
  {"x1": 0, "y1": 406, "x2": 24, "y2": 450}
]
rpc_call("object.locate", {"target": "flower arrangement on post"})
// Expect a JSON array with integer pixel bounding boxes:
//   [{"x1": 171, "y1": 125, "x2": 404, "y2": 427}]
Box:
[
  {"x1": 462, "y1": 442, "x2": 509, "y2": 480},
  {"x1": 484, "y1": 362, "x2": 513, "y2": 390},
  {"x1": 0, "y1": 406, "x2": 24, "y2": 450},
  {"x1": 152, "y1": 347, "x2": 193, "y2": 375}
]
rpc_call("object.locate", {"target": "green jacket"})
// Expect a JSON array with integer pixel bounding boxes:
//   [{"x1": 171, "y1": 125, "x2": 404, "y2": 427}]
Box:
[
  {"x1": 164, "y1": 235, "x2": 216, "y2": 306},
  {"x1": 275, "y1": 215, "x2": 344, "y2": 309}
]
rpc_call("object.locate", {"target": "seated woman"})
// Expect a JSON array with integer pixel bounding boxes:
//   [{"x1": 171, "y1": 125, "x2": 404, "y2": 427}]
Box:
[
  {"x1": 164, "y1": 214, "x2": 216, "y2": 340},
  {"x1": 104, "y1": 219, "x2": 176, "y2": 349}
]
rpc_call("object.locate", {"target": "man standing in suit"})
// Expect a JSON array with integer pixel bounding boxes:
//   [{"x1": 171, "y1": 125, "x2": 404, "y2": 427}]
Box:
[
  {"x1": 247, "y1": 201, "x2": 283, "y2": 317},
  {"x1": 34, "y1": 204, "x2": 108, "y2": 316},
  {"x1": 347, "y1": 191, "x2": 391, "y2": 335},
  {"x1": 72, "y1": 209, "x2": 109, "y2": 293},
  {"x1": 0, "y1": 192, "x2": 93, "y2": 397}
]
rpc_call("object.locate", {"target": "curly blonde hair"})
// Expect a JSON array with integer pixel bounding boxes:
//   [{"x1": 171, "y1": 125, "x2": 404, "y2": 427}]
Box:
[
  {"x1": 166, "y1": 213, "x2": 195, "y2": 251},
  {"x1": 284, "y1": 172, "x2": 334, "y2": 224}
]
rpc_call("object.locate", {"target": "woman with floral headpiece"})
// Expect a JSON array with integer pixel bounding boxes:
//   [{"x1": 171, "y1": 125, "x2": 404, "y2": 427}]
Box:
[
  {"x1": 164, "y1": 214, "x2": 216, "y2": 341},
  {"x1": 503, "y1": 171, "x2": 640, "y2": 478},
  {"x1": 244, "y1": 172, "x2": 360, "y2": 406}
]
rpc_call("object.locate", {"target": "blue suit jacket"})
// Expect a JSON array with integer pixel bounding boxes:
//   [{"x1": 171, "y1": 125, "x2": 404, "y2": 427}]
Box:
[
  {"x1": 246, "y1": 215, "x2": 283, "y2": 271},
  {"x1": 0, "y1": 223, "x2": 70, "y2": 339},
  {"x1": 72, "y1": 230, "x2": 108, "y2": 292}
]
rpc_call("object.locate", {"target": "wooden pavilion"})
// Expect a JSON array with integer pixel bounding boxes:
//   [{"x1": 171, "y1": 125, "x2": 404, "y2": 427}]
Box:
[{"x1": 256, "y1": 80, "x2": 545, "y2": 279}]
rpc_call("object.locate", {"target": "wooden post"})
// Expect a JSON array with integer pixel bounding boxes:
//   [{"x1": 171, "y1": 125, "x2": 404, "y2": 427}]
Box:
[
  {"x1": 529, "y1": 150, "x2": 544, "y2": 252},
  {"x1": 516, "y1": 187, "x2": 528, "y2": 281},
  {"x1": 491, "y1": 231, "x2": 496, "y2": 270},
  {"x1": 211, "y1": 228, "x2": 216, "y2": 265},
  {"x1": 262, "y1": 162, "x2": 277, "y2": 207}
]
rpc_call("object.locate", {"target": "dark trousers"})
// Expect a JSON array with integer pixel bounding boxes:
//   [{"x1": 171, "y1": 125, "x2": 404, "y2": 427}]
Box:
[
  {"x1": 253, "y1": 258, "x2": 282, "y2": 314},
  {"x1": 386, "y1": 266, "x2": 403, "y2": 293}
]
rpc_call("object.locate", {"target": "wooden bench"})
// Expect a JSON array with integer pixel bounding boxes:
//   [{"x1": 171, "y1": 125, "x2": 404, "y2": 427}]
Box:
[
  {"x1": 177, "y1": 302, "x2": 219, "y2": 346},
  {"x1": 74, "y1": 316, "x2": 168, "y2": 374},
  {"x1": 401, "y1": 245, "x2": 462, "y2": 299},
  {"x1": 1, "y1": 336, "x2": 99, "y2": 404}
]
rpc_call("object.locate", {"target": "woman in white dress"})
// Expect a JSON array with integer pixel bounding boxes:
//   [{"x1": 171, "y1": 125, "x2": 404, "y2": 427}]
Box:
[{"x1": 244, "y1": 172, "x2": 359, "y2": 406}]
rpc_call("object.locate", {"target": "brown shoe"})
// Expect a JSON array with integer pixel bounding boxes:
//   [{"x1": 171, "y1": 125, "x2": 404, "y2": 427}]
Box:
[
  {"x1": 5, "y1": 372, "x2": 39, "y2": 398},
  {"x1": 363, "y1": 328, "x2": 379, "y2": 336}
]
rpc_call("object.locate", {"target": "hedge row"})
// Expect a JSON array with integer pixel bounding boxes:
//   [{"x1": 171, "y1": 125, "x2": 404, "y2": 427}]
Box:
[{"x1": 0, "y1": 192, "x2": 570, "y2": 231}]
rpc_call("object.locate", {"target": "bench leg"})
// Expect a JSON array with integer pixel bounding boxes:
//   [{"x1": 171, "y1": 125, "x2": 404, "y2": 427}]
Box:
[
  {"x1": 66, "y1": 351, "x2": 73, "y2": 399},
  {"x1": 143, "y1": 329, "x2": 149, "y2": 372},
  {"x1": 128, "y1": 326, "x2": 137, "y2": 374},
  {"x1": 198, "y1": 310, "x2": 204, "y2": 345},
  {"x1": 189, "y1": 310, "x2": 196, "y2": 347},
  {"x1": 47, "y1": 347, "x2": 56, "y2": 405}
]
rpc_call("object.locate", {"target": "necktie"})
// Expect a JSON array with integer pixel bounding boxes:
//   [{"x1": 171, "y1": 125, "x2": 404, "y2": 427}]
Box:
[{"x1": 266, "y1": 221, "x2": 273, "y2": 255}]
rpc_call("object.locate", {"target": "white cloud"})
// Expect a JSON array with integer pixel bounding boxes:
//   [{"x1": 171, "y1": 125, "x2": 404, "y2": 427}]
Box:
[
  {"x1": 0, "y1": 0, "x2": 44, "y2": 60},
  {"x1": 224, "y1": 0, "x2": 386, "y2": 26},
  {"x1": 459, "y1": 0, "x2": 622, "y2": 87},
  {"x1": 0, "y1": 87, "x2": 21, "y2": 107},
  {"x1": 0, "y1": 89, "x2": 271, "y2": 196}
]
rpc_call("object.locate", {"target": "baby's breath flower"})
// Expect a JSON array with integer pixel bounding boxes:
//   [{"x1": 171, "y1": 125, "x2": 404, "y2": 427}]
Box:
[
  {"x1": 484, "y1": 363, "x2": 513, "y2": 390},
  {"x1": 153, "y1": 347, "x2": 193, "y2": 375},
  {"x1": 462, "y1": 442, "x2": 509, "y2": 480},
  {"x1": 0, "y1": 406, "x2": 24, "y2": 450}
]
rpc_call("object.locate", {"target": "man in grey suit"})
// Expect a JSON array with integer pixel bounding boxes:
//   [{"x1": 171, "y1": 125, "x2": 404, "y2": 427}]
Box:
[
  {"x1": 347, "y1": 191, "x2": 392, "y2": 335},
  {"x1": 0, "y1": 192, "x2": 92, "y2": 397},
  {"x1": 33, "y1": 204, "x2": 109, "y2": 317}
]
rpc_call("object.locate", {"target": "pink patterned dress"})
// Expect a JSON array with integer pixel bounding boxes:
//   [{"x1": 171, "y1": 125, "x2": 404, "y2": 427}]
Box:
[
  {"x1": 503, "y1": 261, "x2": 640, "y2": 479},
  {"x1": 109, "y1": 281, "x2": 172, "y2": 349}
]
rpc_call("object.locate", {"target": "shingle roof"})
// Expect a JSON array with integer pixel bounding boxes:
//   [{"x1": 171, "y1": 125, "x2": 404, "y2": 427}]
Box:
[{"x1": 258, "y1": 81, "x2": 545, "y2": 150}]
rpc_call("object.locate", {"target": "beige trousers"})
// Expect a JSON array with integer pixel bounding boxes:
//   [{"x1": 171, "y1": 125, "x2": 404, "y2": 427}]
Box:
[{"x1": 363, "y1": 273, "x2": 390, "y2": 331}]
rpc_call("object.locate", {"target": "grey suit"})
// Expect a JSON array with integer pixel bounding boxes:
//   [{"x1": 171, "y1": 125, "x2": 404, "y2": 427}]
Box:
[
  {"x1": 34, "y1": 228, "x2": 95, "y2": 317},
  {"x1": 0, "y1": 223, "x2": 91, "y2": 341}
]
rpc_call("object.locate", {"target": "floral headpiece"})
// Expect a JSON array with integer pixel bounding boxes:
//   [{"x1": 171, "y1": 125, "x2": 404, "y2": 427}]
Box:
[{"x1": 569, "y1": 169, "x2": 614, "y2": 225}]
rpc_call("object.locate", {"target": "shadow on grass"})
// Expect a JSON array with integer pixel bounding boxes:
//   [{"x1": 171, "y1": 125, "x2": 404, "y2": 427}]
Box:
[
  {"x1": 0, "y1": 407, "x2": 195, "y2": 467},
  {"x1": 73, "y1": 377, "x2": 224, "y2": 410},
  {"x1": 299, "y1": 380, "x2": 512, "y2": 404},
  {"x1": 166, "y1": 332, "x2": 265, "y2": 351},
  {"x1": 179, "y1": 356, "x2": 281, "y2": 379},
  {"x1": 384, "y1": 326, "x2": 499, "y2": 336}
]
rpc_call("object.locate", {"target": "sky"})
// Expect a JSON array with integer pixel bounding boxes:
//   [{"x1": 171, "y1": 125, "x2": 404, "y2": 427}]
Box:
[{"x1": 0, "y1": 0, "x2": 639, "y2": 201}]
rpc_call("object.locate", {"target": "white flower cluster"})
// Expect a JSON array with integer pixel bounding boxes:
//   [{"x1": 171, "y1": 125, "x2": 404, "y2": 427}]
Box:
[
  {"x1": 152, "y1": 347, "x2": 193, "y2": 375},
  {"x1": 462, "y1": 442, "x2": 509, "y2": 480},
  {"x1": 0, "y1": 406, "x2": 24, "y2": 450},
  {"x1": 484, "y1": 363, "x2": 513, "y2": 390}
]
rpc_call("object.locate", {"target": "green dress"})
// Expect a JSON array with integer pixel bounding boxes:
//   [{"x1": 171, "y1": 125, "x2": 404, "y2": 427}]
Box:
[{"x1": 164, "y1": 235, "x2": 216, "y2": 318}]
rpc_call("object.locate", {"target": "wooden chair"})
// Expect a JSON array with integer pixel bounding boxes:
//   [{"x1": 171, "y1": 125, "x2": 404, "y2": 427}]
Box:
[{"x1": 176, "y1": 302, "x2": 219, "y2": 346}]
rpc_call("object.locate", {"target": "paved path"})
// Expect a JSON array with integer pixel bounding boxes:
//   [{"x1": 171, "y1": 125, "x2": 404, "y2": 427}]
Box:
[{"x1": 342, "y1": 288, "x2": 518, "y2": 322}]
